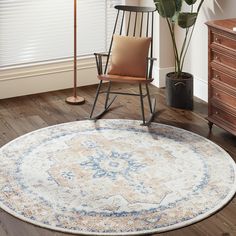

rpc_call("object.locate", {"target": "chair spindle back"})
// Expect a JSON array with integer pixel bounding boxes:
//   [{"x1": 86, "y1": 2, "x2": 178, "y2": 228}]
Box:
[{"x1": 104, "y1": 5, "x2": 156, "y2": 74}]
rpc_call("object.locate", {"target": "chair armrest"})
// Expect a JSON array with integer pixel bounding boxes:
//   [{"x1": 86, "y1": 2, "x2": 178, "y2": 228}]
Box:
[
  {"x1": 94, "y1": 53, "x2": 109, "y2": 75},
  {"x1": 94, "y1": 53, "x2": 109, "y2": 57},
  {"x1": 146, "y1": 57, "x2": 157, "y2": 79},
  {"x1": 147, "y1": 57, "x2": 157, "y2": 61}
]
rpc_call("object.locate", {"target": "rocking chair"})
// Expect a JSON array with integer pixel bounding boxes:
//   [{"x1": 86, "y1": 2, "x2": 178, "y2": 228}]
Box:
[{"x1": 90, "y1": 5, "x2": 157, "y2": 125}]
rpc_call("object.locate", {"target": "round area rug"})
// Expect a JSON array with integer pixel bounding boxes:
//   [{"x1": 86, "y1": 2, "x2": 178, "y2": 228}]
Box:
[{"x1": 0, "y1": 119, "x2": 235, "y2": 235}]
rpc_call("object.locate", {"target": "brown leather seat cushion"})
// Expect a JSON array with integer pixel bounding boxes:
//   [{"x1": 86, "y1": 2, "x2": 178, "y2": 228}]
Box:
[
  {"x1": 98, "y1": 74, "x2": 153, "y2": 84},
  {"x1": 108, "y1": 35, "x2": 151, "y2": 78}
]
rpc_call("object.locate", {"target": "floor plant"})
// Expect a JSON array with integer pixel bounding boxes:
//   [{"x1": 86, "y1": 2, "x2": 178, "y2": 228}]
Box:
[{"x1": 153, "y1": 0, "x2": 205, "y2": 109}]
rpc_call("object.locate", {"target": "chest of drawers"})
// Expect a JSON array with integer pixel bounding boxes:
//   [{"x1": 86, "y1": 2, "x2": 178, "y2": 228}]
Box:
[{"x1": 206, "y1": 19, "x2": 236, "y2": 136}]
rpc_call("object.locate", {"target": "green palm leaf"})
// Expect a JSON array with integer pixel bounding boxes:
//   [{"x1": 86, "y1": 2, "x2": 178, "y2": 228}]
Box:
[
  {"x1": 178, "y1": 12, "x2": 198, "y2": 28},
  {"x1": 184, "y1": 0, "x2": 197, "y2": 5},
  {"x1": 154, "y1": 0, "x2": 176, "y2": 18},
  {"x1": 175, "y1": 0, "x2": 183, "y2": 12},
  {"x1": 153, "y1": 0, "x2": 205, "y2": 76}
]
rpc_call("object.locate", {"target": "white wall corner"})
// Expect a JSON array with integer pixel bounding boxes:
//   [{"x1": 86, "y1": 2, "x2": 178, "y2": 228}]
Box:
[
  {"x1": 152, "y1": 67, "x2": 209, "y2": 102},
  {"x1": 174, "y1": 0, "x2": 236, "y2": 102},
  {"x1": 152, "y1": 65, "x2": 175, "y2": 88}
]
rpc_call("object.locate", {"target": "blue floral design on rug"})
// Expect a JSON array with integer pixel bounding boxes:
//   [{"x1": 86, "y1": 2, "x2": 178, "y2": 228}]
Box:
[{"x1": 81, "y1": 150, "x2": 144, "y2": 180}]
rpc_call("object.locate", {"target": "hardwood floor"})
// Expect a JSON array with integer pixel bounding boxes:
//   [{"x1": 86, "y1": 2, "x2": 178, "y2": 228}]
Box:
[{"x1": 0, "y1": 83, "x2": 235, "y2": 236}]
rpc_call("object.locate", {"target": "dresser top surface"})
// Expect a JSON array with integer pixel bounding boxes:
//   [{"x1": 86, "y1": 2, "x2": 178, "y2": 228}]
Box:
[{"x1": 206, "y1": 18, "x2": 236, "y2": 35}]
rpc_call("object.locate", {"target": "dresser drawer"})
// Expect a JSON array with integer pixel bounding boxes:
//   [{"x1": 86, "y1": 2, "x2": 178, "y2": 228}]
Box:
[
  {"x1": 207, "y1": 19, "x2": 236, "y2": 135},
  {"x1": 211, "y1": 105, "x2": 236, "y2": 127},
  {"x1": 211, "y1": 67, "x2": 236, "y2": 88},
  {"x1": 212, "y1": 32, "x2": 236, "y2": 53},
  {"x1": 211, "y1": 86, "x2": 236, "y2": 108},
  {"x1": 211, "y1": 50, "x2": 236, "y2": 70}
]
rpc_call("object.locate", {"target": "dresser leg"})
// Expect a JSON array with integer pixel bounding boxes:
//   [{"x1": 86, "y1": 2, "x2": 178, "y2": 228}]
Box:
[{"x1": 208, "y1": 121, "x2": 213, "y2": 132}]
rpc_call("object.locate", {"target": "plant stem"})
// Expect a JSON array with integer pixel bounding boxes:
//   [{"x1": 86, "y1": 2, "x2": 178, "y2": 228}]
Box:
[
  {"x1": 180, "y1": 22, "x2": 196, "y2": 71},
  {"x1": 180, "y1": 28, "x2": 189, "y2": 64},
  {"x1": 179, "y1": 5, "x2": 193, "y2": 65},
  {"x1": 166, "y1": 18, "x2": 181, "y2": 76},
  {"x1": 198, "y1": 0, "x2": 205, "y2": 12},
  {"x1": 181, "y1": 2, "x2": 204, "y2": 71}
]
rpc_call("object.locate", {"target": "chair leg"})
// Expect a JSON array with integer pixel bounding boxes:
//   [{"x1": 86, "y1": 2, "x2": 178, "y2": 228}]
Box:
[
  {"x1": 139, "y1": 84, "x2": 146, "y2": 125},
  {"x1": 146, "y1": 84, "x2": 153, "y2": 113},
  {"x1": 146, "y1": 83, "x2": 156, "y2": 124},
  {"x1": 90, "y1": 80, "x2": 103, "y2": 119},
  {"x1": 90, "y1": 81, "x2": 117, "y2": 120},
  {"x1": 105, "y1": 82, "x2": 112, "y2": 109}
]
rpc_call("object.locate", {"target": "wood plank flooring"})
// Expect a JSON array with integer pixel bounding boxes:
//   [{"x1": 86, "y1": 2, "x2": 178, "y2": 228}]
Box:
[{"x1": 0, "y1": 83, "x2": 235, "y2": 236}]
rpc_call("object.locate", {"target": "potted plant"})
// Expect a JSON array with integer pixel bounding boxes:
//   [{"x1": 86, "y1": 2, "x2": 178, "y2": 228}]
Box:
[{"x1": 154, "y1": 0, "x2": 205, "y2": 109}]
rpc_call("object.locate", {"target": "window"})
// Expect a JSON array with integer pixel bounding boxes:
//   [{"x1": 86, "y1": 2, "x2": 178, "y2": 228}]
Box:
[{"x1": 0, "y1": 0, "x2": 123, "y2": 68}]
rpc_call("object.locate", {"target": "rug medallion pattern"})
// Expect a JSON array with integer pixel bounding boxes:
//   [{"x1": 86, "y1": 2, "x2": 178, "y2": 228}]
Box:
[{"x1": 0, "y1": 119, "x2": 235, "y2": 235}]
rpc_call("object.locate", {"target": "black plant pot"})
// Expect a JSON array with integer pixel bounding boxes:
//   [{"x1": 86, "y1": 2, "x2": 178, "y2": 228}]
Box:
[{"x1": 166, "y1": 72, "x2": 193, "y2": 110}]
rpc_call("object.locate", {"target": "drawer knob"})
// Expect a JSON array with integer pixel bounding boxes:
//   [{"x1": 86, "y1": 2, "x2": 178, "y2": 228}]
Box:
[
  {"x1": 215, "y1": 111, "x2": 219, "y2": 115},
  {"x1": 214, "y1": 55, "x2": 220, "y2": 61},
  {"x1": 215, "y1": 93, "x2": 220, "y2": 97},
  {"x1": 215, "y1": 37, "x2": 221, "y2": 43},
  {"x1": 215, "y1": 74, "x2": 221, "y2": 80}
]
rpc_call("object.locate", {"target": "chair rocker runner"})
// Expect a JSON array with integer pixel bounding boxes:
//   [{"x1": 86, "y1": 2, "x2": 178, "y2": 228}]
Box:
[{"x1": 90, "y1": 5, "x2": 157, "y2": 125}]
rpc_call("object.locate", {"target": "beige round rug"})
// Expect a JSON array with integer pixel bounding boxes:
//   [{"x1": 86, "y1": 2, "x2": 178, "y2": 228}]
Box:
[{"x1": 0, "y1": 119, "x2": 235, "y2": 235}]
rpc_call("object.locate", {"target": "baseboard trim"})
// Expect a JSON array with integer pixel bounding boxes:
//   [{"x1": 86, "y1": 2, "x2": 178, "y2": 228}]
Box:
[
  {"x1": 0, "y1": 61, "x2": 208, "y2": 102},
  {"x1": 0, "y1": 58, "x2": 98, "y2": 99}
]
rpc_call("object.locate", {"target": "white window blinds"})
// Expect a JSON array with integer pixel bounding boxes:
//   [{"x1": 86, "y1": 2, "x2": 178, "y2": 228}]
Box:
[{"x1": 0, "y1": 0, "x2": 123, "y2": 68}]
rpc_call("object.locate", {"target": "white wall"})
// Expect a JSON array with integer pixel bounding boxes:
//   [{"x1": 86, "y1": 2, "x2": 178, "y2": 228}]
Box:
[
  {"x1": 0, "y1": 58, "x2": 97, "y2": 99},
  {"x1": 142, "y1": 0, "x2": 236, "y2": 101},
  {"x1": 176, "y1": 0, "x2": 236, "y2": 101},
  {"x1": 140, "y1": 0, "x2": 174, "y2": 87}
]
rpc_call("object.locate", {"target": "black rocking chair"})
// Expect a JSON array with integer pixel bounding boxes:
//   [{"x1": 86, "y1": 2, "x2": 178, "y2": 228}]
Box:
[{"x1": 90, "y1": 5, "x2": 157, "y2": 125}]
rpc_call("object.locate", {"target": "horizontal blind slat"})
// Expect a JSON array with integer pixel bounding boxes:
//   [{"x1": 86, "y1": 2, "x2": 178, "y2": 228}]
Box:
[{"x1": 0, "y1": 0, "x2": 122, "y2": 68}]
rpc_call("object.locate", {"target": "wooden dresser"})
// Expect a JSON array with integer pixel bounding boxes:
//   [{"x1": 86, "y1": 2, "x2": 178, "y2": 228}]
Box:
[{"x1": 206, "y1": 19, "x2": 236, "y2": 136}]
